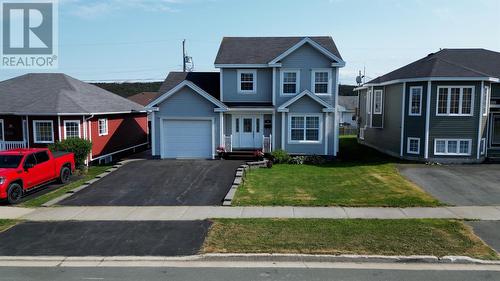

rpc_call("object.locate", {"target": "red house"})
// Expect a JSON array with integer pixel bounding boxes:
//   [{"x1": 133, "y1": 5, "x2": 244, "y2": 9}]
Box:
[{"x1": 0, "y1": 73, "x2": 148, "y2": 163}]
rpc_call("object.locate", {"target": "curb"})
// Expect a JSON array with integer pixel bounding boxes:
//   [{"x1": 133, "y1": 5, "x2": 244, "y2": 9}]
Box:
[
  {"x1": 222, "y1": 160, "x2": 269, "y2": 206},
  {"x1": 41, "y1": 159, "x2": 140, "y2": 207}
]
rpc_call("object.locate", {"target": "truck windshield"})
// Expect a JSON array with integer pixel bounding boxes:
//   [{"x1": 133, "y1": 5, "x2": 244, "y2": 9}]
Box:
[{"x1": 0, "y1": 155, "x2": 23, "y2": 168}]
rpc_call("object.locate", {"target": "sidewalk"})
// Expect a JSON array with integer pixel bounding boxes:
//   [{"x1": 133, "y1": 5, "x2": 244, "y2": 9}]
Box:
[{"x1": 3, "y1": 205, "x2": 500, "y2": 221}]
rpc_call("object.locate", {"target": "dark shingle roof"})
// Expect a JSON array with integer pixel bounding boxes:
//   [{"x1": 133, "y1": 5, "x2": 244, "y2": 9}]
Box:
[
  {"x1": 158, "y1": 72, "x2": 220, "y2": 100},
  {"x1": 368, "y1": 49, "x2": 500, "y2": 84},
  {"x1": 338, "y1": 96, "x2": 358, "y2": 110},
  {"x1": 214, "y1": 36, "x2": 342, "y2": 64},
  {"x1": 127, "y1": 92, "x2": 159, "y2": 106},
  {"x1": 0, "y1": 73, "x2": 145, "y2": 115}
]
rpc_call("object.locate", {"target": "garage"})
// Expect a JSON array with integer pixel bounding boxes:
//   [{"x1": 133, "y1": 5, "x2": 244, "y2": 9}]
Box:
[{"x1": 161, "y1": 119, "x2": 213, "y2": 159}]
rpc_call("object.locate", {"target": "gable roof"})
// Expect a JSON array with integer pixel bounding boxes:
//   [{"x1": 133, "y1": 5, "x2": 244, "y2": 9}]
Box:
[
  {"x1": 215, "y1": 36, "x2": 343, "y2": 65},
  {"x1": 277, "y1": 90, "x2": 334, "y2": 112},
  {"x1": 367, "y1": 49, "x2": 500, "y2": 85},
  {"x1": 158, "y1": 72, "x2": 220, "y2": 99},
  {"x1": 0, "y1": 73, "x2": 145, "y2": 115},
  {"x1": 127, "y1": 92, "x2": 159, "y2": 106}
]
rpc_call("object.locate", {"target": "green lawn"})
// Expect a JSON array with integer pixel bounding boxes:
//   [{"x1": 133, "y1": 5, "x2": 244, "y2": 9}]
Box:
[
  {"x1": 0, "y1": 220, "x2": 17, "y2": 233},
  {"x1": 20, "y1": 165, "x2": 112, "y2": 208},
  {"x1": 234, "y1": 137, "x2": 439, "y2": 207},
  {"x1": 203, "y1": 219, "x2": 498, "y2": 260}
]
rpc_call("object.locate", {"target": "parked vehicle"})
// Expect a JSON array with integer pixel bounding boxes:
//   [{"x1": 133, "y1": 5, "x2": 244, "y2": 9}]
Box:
[{"x1": 0, "y1": 148, "x2": 75, "y2": 204}]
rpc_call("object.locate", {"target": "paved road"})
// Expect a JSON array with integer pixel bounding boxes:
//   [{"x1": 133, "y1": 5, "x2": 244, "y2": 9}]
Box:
[
  {"x1": 0, "y1": 267, "x2": 499, "y2": 281},
  {"x1": 59, "y1": 160, "x2": 242, "y2": 206},
  {"x1": 0, "y1": 221, "x2": 211, "y2": 256},
  {"x1": 398, "y1": 164, "x2": 500, "y2": 206},
  {"x1": 467, "y1": 221, "x2": 500, "y2": 253}
]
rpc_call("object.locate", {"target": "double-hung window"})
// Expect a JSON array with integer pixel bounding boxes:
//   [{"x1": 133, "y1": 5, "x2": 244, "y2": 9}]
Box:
[
  {"x1": 33, "y1": 120, "x2": 54, "y2": 144},
  {"x1": 480, "y1": 138, "x2": 486, "y2": 155},
  {"x1": 409, "y1": 87, "x2": 422, "y2": 116},
  {"x1": 64, "y1": 120, "x2": 81, "y2": 139},
  {"x1": 312, "y1": 70, "x2": 330, "y2": 94},
  {"x1": 374, "y1": 90, "x2": 383, "y2": 114},
  {"x1": 98, "y1": 118, "x2": 108, "y2": 136},
  {"x1": 289, "y1": 115, "x2": 321, "y2": 143},
  {"x1": 237, "y1": 69, "x2": 257, "y2": 93},
  {"x1": 434, "y1": 139, "x2": 472, "y2": 156},
  {"x1": 407, "y1": 137, "x2": 420, "y2": 154},
  {"x1": 436, "y1": 86, "x2": 474, "y2": 116},
  {"x1": 482, "y1": 86, "x2": 490, "y2": 116},
  {"x1": 281, "y1": 70, "x2": 299, "y2": 95}
]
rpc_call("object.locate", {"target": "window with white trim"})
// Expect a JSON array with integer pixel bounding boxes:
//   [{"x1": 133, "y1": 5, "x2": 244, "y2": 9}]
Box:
[
  {"x1": 289, "y1": 115, "x2": 321, "y2": 143},
  {"x1": 312, "y1": 70, "x2": 329, "y2": 94},
  {"x1": 33, "y1": 120, "x2": 54, "y2": 143},
  {"x1": 237, "y1": 69, "x2": 256, "y2": 93},
  {"x1": 367, "y1": 90, "x2": 372, "y2": 114},
  {"x1": 482, "y1": 86, "x2": 490, "y2": 116},
  {"x1": 64, "y1": 120, "x2": 81, "y2": 139},
  {"x1": 436, "y1": 86, "x2": 474, "y2": 116},
  {"x1": 374, "y1": 90, "x2": 383, "y2": 114},
  {"x1": 409, "y1": 87, "x2": 422, "y2": 116},
  {"x1": 98, "y1": 118, "x2": 108, "y2": 136},
  {"x1": 434, "y1": 139, "x2": 472, "y2": 156},
  {"x1": 281, "y1": 70, "x2": 299, "y2": 95},
  {"x1": 480, "y1": 138, "x2": 486, "y2": 155},
  {"x1": 407, "y1": 137, "x2": 420, "y2": 154}
]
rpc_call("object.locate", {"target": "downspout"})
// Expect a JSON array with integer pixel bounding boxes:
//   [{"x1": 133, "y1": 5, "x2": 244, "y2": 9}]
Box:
[{"x1": 85, "y1": 114, "x2": 94, "y2": 164}]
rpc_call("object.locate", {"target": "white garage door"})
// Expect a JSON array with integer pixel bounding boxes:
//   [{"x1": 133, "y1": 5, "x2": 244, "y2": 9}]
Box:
[{"x1": 162, "y1": 119, "x2": 212, "y2": 159}]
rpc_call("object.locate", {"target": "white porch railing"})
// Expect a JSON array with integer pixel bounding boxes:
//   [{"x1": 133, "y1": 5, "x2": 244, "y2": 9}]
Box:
[
  {"x1": 0, "y1": 141, "x2": 27, "y2": 151},
  {"x1": 263, "y1": 134, "x2": 272, "y2": 153},
  {"x1": 224, "y1": 135, "x2": 232, "y2": 152}
]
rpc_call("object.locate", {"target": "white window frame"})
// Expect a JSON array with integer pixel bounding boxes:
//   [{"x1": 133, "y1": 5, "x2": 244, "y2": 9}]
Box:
[
  {"x1": 367, "y1": 90, "x2": 372, "y2": 114},
  {"x1": 237, "y1": 69, "x2": 257, "y2": 94},
  {"x1": 63, "y1": 120, "x2": 81, "y2": 139},
  {"x1": 33, "y1": 120, "x2": 54, "y2": 144},
  {"x1": 480, "y1": 138, "x2": 486, "y2": 155},
  {"x1": 311, "y1": 69, "x2": 332, "y2": 95},
  {"x1": 0, "y1": 119, "x2": 4, "y2": 142},
  {"x1": 98, "y1": 118, "x2": 108, "y2": 136},
  {"x1": 280, "y1": 69, "x2": 300, "y2": 96},
  {"x1": 482, "y1": 86, "x2": 490, "y2": 116},
  {"x1": 373, "y1": 90, "x2": 383, "y2": 114},
  {"x1": 409, "y1": 86, "x2": 423, "y2": 116},
  {"x1": 434, "y1": 138, "x2": 472, "y2": 156},
  {"x1": 436, "y1": 86, "x2": 475, "y2": 116},
  {"x1": 288, "y1": 114, "x2": 323, "y2": 144},
  {"x1": 407, "y1": 137, "x2": 420, "y2": 154}
]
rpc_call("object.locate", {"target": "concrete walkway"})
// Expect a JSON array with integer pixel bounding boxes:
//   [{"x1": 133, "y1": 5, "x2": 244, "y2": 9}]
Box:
[{"x1": 3, "y1": 206, "x2": 500, "y2": 221}]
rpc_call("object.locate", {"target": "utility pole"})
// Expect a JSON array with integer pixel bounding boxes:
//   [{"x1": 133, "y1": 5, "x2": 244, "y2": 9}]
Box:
[{"x1": 182, "y1": 39, "x2": 186, "y2": 72}]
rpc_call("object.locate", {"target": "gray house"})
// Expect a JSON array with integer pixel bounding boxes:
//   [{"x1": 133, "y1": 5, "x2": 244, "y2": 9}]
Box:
[
  {"x1": 355, "y1": 49, "x2": 500, "y2": 163},
  {"x1": 147, "y1": 36, "x2": 345, "y2": 159}
]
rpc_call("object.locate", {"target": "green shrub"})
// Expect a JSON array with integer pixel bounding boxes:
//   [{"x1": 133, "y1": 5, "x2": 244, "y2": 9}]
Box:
[
  {"x1": 49, "y1": 138, "x2": 92, "y2": 167},
  {"x1": 304, "y1": 155, "x2": 326, "y2": 165},
  {"x1": 289, "y1": 156, "x2": 306, "y2": 165},
  {"x1": 270, "y1": 149, "x2": 290, "y2": 164}
]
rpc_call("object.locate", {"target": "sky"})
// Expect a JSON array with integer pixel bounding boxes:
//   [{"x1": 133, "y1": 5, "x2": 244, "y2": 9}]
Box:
[{"x1": 1, "y1": 0, "x2": 500, "y2": 85}]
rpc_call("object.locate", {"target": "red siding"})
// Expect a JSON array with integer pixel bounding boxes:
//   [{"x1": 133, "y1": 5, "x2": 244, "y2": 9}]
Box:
[
  {"x1": 89, "y1": 113, "x2": 148, "y2": 159},
  {"x1": 0, "y1": 115, "x2": 23, "y2": 141}
]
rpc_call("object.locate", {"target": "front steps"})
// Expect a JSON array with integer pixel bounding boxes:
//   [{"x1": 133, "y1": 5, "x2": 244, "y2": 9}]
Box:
[
  {"x1": 224, "y1": 150, "x2": 259, "y2": 160},
  {"x1": 487, "y1": 148, "x2": 500, "y2": 162}
]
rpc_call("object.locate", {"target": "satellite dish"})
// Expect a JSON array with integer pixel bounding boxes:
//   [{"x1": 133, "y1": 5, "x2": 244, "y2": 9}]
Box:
[{"x1": 356, "y1": 75, "x2": 363, "y2": 85}]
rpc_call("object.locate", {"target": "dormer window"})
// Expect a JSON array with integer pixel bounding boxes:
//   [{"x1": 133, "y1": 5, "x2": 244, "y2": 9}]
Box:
[
  {"x1": 311, "y1": 69, "x2": 331, "y2": 95},
  {"x1": 237, "y1": 69, "x2": 257, "y2": 94}
]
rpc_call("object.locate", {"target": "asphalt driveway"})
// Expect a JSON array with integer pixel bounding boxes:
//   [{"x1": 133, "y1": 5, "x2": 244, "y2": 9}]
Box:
[
  {"x1": 0, "y1": 221, "x2": 211, "y2": 256},
  {"x1": 398, "y1": 164, "x2": 500, "y2": 206},
  {"x1": 60, "y1": 160, "x2": 242, "y2": 206},
  {"x1": 466, "y1": 221, "x2": 500, "y2": 253}
]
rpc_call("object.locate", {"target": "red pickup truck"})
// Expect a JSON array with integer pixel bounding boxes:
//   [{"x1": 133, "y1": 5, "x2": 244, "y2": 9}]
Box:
[{"x1": 0, "y1": 148, "x2": 75, "y2": 204}]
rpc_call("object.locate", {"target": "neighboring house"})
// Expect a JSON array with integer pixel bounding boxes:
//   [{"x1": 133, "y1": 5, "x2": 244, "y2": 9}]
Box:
[
  {"x1": 0, "y1": 73, "x2": 148, "y2": 163},
  {"x1": 127, "y1": 92, "x2": 159, "y2": 106},
  {"x1": 147, "y1": 36, "x2": 345, "y2": 159},
  {"x1": 338, "y1": 95, "x2": 358, "y2": 128},
  {"x1": 355, "y1": 49, "x2": 500, "y2": 163}
]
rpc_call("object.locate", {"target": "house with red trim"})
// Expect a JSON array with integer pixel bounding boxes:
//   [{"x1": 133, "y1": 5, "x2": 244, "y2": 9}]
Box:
[{"x1": 0, "y1": 73, "x2": 148, "y2": 163}]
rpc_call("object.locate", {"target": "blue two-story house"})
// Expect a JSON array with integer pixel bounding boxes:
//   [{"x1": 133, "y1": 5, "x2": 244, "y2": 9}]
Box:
[{"x1": 147, "y1": 36, "x2": 345, "y2": 159}]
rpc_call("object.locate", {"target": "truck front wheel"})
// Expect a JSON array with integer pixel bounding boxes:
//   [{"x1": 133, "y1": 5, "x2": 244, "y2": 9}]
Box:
[
  {"x1": 59, "y1": 167, "x2": 71, "y2": 184},
  {"x1": 7, "y1": 183, "x2": 23, "y2": 204}
]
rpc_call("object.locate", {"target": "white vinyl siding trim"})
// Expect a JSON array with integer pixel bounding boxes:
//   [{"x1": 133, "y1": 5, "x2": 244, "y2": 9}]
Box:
[
  {"x1": 311, "y1": 69, "x2": 332, "y2": 95},
  {"x1": 237, "y1": 69, "x2": 257, "y2": 94},
  {"x1": 280, "y1": 69, "x2": 300, "y2": 96},
  {"x1": 436, "y1": 86, "x2": 475, "y2": 116},
  {"x1": 409, "y1": 86, "x2": 423, "y2": 116},
  {"x1": 288, "y1": 114, "x2": 323, "y2": 144},
  {"x1": 63, "y1": 120, "x2": 81, "y2": 139},
  {"x1": 373, "y1": 90, "x2": 383, "y2": 114},
  {"x1": 407, "y1": 137, "x2": 420, "y2": 154},
  {"x1": 98, "y1": 118, "x2": 108, "y2": 136},
  {"x1": 434, "y1": 139, "x2": 472, "y2": 156},
  {"x1": 33, "y1": 120, "x2": 54, "y2": 144},
  {"x1": 482, "y1": 86, "x2": 490, "y2": 116}
]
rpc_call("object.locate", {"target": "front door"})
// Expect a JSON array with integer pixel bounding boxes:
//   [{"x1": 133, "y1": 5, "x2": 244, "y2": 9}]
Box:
[
  {"x1": 232, "y1": 115, "x2": 263, "y2": 148},
  {"x1": 493, "y1": 115, "x2": 500, "y2": 145}
]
